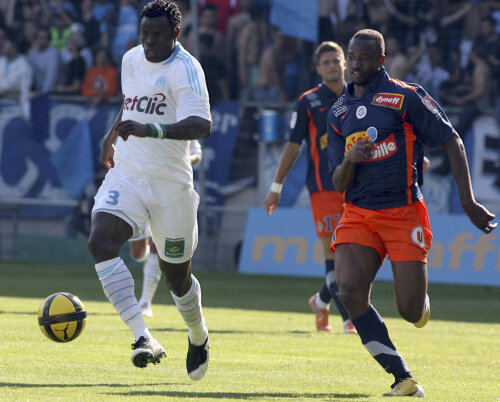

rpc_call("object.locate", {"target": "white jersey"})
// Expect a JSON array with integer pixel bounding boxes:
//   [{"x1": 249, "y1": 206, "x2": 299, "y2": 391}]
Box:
[{"x1": 115, "y1": 43, "x2": 211, "y2": 185}]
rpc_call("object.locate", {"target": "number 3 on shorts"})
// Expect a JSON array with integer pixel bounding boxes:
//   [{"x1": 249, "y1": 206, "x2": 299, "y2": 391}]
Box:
[{"x1": 106, "y1": 190, "x2": 120, "y2": 205}]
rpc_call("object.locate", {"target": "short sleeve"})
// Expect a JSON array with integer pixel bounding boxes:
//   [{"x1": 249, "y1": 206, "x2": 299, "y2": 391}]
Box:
[
  {"x1": 327, "y1": 110, "x2": 345, "y2": 173},
  {"x1": 405, "y1": 86, "x2": 457, "y2": 148},
  {"x1": 288, "y1": 98, "x2": 309, "y2": 144},
  {"x1": 172, "y1": 59, "x2": 211, "y2": 122}
]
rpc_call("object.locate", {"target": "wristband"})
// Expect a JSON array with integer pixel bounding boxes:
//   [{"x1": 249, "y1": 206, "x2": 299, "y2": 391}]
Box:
[
  {"x1": 147, "y1": 123, "x2": 167, "y2": 139},
  {"x1": 270, "y1": 182, "x2": 283, "y2": 194}
]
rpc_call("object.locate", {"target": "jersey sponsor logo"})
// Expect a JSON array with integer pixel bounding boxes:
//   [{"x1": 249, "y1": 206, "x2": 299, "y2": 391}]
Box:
[
  {"x1": 369, "y1": 133, "x2": 397, "y2": 161},
  {"x1": 345, "y1": 130, "x2": 371, "y2": 154},
  {"x1": 123, "y1": 92, "x2": 167, "y2": 115},
  {"x1": 356, "y1": 105, "x2": 367, "y2": 119},
  {"x1": 422, "y1": 95, "x2": 441, "y2": 118},
  {"x1": 333, "y1": 105, "x2": 347, "y2": 117},
  {"x1": 320, "y1": 133, "x2": 328, "y2": 150},
  {"x1": 164, "y1": 237, "x2": 185, "y2": 258},
  {"x1": 411, "y1": 226, "x2": 426, "y2": 248},
  {"x1": 371, "y1": 93, "x2": 404, "y2": 109}
]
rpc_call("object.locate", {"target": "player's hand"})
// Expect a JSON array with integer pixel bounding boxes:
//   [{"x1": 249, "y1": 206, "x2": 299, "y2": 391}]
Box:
[
  {"x1": 100, "y1": 140, "x2": 115, "y2": 169},
  {"x1": 462, "y1": 200, "x2": 497, "y2": 234},
  {"x1": 116, "y1": 120, "x2": 150, "y2": 141},
  {"x1": 264, "y1": 191, "x2": 280, "y2": 215},
  {"x1": 346, "y1": 139, "x2": 376, "y2": 163}
]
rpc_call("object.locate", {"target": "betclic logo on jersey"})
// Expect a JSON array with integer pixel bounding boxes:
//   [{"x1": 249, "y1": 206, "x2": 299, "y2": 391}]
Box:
[
  {"x1": 124, "y1": 92, "x2": 167, "y2": 115},
  {"x1": 371, "y1": 93, "x2": 404, "y2": 109}
]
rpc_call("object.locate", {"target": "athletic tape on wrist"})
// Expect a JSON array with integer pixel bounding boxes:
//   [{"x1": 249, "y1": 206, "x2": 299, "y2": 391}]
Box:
[{"x1": 270, "y1": 182, "x2": 283, "y2": 194}]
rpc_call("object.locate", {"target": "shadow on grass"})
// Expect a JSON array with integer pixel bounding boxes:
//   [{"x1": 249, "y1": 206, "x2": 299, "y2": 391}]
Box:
[
  {"x1": 104, "y1": 390, "x2": 369, "y2": 400},
  {"x1": 0, "y1": 382, "x2": 184, "y2": 388},
  {"x1": 1, "y1": 260, "x2": 499, "y2": 324}
]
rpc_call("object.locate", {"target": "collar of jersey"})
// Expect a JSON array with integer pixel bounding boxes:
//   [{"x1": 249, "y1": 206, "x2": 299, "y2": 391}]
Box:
[
  {"x1": 345, "y1": 67, "x2": 388, "y2": 103},
  {"x1": 162, "y1": 44, "x2": 181, "y2": 65}
]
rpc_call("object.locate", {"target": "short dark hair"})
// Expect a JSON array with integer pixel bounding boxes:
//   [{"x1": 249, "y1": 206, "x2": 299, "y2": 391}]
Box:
[
  {"x1": 140, "y1": 0, "x2": 182, "y2": 32},
  {"x1": 352, "y1": 29, "x2": 385, "y2": 57},
  {"x1": 315, "y1": 41, "x2": 345, "y2": 65}
]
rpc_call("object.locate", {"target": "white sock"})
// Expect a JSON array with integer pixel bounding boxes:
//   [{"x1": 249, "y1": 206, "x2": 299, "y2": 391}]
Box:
[
  {"x1": 139, "y1": 253, "x2": 161, "y2": 305},
  {"x1": 95, "y1": 257, "x2": 151, "y2": 341},
  {"x1": 315, "y1": 296, "x2": 329, "y2": 310},
  {"x1": 171, "y1": 274, "x2": 208, "y2": 345}
]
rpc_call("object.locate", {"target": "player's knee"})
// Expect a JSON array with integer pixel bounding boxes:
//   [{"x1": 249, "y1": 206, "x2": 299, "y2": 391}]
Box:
[
  {"x1": 397, "y1": 300, "x2": 424, "y2": 323},
  {"x1": 88, "y1": 233, "x2": 121, "y2": 262},
  {"x1": 338, "y1": 285, "x2": 366, "y2": 311}
]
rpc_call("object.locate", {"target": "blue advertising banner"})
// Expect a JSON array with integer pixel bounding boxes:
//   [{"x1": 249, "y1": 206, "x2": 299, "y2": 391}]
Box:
[
  {"x1": 0, "y1": 101, "x2": 119, "y2": 208},
  {"x1": 238, "y1": 207, "x2": 500, "y2": 287}
]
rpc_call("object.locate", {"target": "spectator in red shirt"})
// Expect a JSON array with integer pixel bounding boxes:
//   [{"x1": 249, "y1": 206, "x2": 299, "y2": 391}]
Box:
[{"x1": 82, "y1": 47, "x2": 117, "y2": 105}]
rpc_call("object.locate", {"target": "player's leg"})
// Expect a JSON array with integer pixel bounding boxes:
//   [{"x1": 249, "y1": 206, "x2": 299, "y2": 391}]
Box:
[
  {"x1": 335, "y1": 243, "x2": 420, "y2": 393},
  {"x1": 391, "y1": 260, "x2": 429, "y2": 326},
  {"x1": 150, "y1": 183, "x2": 208, "y2": 380},
  {"x1": 160, "y1": 258, "x2": 209, "y2": 380},
  {"x1": 137, "y1": 239, "x2": 161, "y2": 317},
  {"x1": 88, "y1": 212, "x2": 165, "y2": 368},
  {"x1": 129, "y1": 237, "x2": 150, "y2": 262},
  {"x1": 320, "y1": 235, "x2": 355, "y2": 334}
]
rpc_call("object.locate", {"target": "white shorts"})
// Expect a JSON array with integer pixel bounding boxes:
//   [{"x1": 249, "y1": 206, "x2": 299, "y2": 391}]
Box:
[{"x1": 92, "y1": 167, "x2": 199, "y2": 263}]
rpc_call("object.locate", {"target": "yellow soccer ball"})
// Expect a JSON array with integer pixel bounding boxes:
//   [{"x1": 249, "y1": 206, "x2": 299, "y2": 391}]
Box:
[{"x1": 38, "y1": 292, "x2": 87, "y2": 342}]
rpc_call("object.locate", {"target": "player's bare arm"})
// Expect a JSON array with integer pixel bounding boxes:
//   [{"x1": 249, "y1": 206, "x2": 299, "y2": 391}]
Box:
[
  {"x1": 116, "y1": 116, "x2": 211, "y2": 141},
  {"x1": 264, "y1": 142, "x2": 301, "y2": 215},
  {"x1": 100, "y1": 104, "x2": 124, "y2": 169},
  {"x1": 332, "y1": 139, "x2": 375, "y2": 192},
  {"x1": 442, "y1": 135, "x2": 497, "y2": 233}
]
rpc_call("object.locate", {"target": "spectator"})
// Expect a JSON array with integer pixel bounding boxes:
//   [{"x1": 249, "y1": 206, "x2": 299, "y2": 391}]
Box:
[
  {"x1": 77, "y1": 0, "x2": 102, "y2": 51},
  {"x1": 60, "y1": 29, "x2": 93, "y2": 70},
  {"x1": 186, "y1": 3, "x2": 224, "y2": 58},
  {"x1": 49, "y1": 10, "x2": 74, "y2": 50},
  {"x1": 52, "y1": 34, "x2": 86, "y2": 95},
  {"x1": 237, "y1": 2, "x2": 268, "y2": 98},
  {"x1": 0, "y1": 36, "x2": 33, "y2": 118},
  {"x1": 440, "y1": 46, "x2": 493, "y2": 139},
  {"x1": 101, "y1": 0, "x2": 138, "y2": 66},
  {"x1": 199, "y1": 32, "x2": 229, "y2": 103},
  {"x1": 253, "y1": 29, "x2": 298, "y2": 103},
  {"x1": 174, "y1": 0, "x2": 193, "y2": 48},
  {"x1": 200, "y1": 0, "x2": 239, "y2": 34},
  {"x1": 82, "y1": 47, "x2": 117, "y2": 104},
  {"x1": 28, "y1": 27, "x2": 60, "y2": 95},
  {"x1": 16, "y1": 19, "x2": 37, "y2": 54},
  {"x1": 226, "y1": 0, "x2": 252, "y2": 98}
]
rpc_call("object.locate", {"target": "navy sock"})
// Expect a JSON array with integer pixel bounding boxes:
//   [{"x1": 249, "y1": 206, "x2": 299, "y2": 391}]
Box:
[
  {"x1": 319, "y1": 282, "x2": 331, "y2": 304},
  {"x1": 325, "y1": 259, "x2": 350, "y2": 321},
  {"x1": 351, "y1": 305, "x2": 411, "y2": 379}
]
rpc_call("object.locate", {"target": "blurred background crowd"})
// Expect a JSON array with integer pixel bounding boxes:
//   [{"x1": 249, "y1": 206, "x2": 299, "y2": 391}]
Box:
[
  {"x1": 0, "y1": 0, "x2": 500, "y2": 270},
  {"x1": 0, "y1": 0, "x2": 498, "y2": 123}
]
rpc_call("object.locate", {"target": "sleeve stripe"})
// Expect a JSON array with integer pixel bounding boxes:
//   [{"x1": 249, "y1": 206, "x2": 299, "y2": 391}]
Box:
[
  {"x1": 330, "y1": 122, "x2": 342, "y2": 136},
  {"x1": 178, "y1": 52, "x2": 202, "y2": 96}
]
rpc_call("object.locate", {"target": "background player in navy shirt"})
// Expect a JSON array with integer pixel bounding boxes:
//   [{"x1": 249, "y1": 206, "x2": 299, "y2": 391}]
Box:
[
  {"x1": 327, "y1": 29, "x2": 496, "y2": 397},
  {"x1": 265, "y1": 42, "x2": 355, "y2": 334}
]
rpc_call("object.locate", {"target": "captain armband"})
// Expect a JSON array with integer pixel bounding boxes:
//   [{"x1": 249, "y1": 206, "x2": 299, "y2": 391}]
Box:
[{"x1": 147, "y1": 123, "x2": 167, "y2": 139}]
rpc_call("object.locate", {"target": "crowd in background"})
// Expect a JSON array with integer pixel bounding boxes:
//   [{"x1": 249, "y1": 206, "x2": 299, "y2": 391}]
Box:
[{"x1": 0, "y1": 0, "x2": 498, "y2": 129}]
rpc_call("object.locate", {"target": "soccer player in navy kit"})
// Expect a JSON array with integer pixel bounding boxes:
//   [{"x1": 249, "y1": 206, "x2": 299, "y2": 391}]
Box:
[
  {"x1": 327, "y1": 29, "x2": 496, "y2": 397},
  {"x1": 265, "y1": 41, "x2": 355, "y2": 334}
]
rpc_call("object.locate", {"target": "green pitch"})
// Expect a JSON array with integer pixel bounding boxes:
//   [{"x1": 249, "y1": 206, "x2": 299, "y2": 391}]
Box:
[{"x1": 0, "y1": 260, "x2": 499, "y2": 401}]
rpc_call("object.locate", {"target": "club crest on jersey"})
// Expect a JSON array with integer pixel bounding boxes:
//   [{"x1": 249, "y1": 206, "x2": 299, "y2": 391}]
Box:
[
  {"x1": 371, "y1": 93, "x2": 404, "y2": 109},
  {"x1": 124, "y1": 92, "x2": 167, "y2": 115},
  {"x1": 154, "y1": 75, "x2": 167, "y2": 88},
  {"x1": 356, "y1": 105, "x2": 367, "y2": 119},
  {"x1": 411, "y1": 226, "x2": 426, "y2": 248}
]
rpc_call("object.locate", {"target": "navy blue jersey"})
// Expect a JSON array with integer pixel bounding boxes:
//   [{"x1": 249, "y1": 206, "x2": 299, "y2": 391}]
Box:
[
  {"x1": 290, "y1": 83, "x2": 345, "y2": 194},
  {"x1": 327, "y1": 67, "x2": 457, "y2": 209}
]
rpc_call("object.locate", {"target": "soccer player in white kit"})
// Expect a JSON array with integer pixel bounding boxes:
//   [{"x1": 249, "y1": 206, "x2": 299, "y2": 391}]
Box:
[{"x1": 87, "y1": 0, "x2": 211, "y2": 380}]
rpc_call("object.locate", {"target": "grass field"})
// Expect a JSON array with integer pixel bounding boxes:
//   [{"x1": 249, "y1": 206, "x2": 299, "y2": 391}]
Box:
[{"x1": 1, "y1": 260, "x2": 499, "y2": 401}]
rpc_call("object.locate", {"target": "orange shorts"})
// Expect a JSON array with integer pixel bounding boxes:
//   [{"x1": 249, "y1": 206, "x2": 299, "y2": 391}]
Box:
[
  {"x1": 310, "y1": 191, "x2": 344, "y2": 236},
  {"x1": 331, "y1": 200, "x2": 433, "y2": 263}
]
